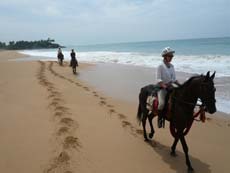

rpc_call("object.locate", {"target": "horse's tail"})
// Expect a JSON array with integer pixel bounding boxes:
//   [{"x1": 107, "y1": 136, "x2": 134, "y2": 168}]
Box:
[
  {"x1": 137, "y1": 89, "x2": 144, "y2": 123},
  {"x1": 137, "y1": 102, "x2": 142, "y2": 122}
]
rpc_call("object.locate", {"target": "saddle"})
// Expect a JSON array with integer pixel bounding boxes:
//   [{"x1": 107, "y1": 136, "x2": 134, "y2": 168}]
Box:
[{"x1": 146, "y1": 84, "x2": 178, "y2": 120}]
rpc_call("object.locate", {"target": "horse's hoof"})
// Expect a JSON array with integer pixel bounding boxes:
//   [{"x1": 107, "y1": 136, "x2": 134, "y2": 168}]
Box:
[
  {"x1": 170, "y1": 151, "x2": 177, "y2": 157},
  {"x1": 149, "y1": 133, "x2": 154, "y2": 139},
  {"x1": 144, "y1": 138, "x2": 149, "y2": 142},
  {"x1": 187, "y1": 167, "x2": 194, "y2": 173}
]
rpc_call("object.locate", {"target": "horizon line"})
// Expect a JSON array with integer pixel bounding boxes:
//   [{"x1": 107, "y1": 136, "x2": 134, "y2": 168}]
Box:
[{"x1": 69, "y1": 36, "x2": 230, "y2": 47}]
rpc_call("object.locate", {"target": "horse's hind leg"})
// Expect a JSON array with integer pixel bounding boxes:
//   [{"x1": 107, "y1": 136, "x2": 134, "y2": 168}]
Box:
[
  {"x1": 142, "y1": 113, "x2": 148, "y2": 141},
  {"x1": 148, "y1": 114, "x2": 155, "y2": 139},
  {"x1": 171, "y1": 137, "x2": 179, "y2": 156}
]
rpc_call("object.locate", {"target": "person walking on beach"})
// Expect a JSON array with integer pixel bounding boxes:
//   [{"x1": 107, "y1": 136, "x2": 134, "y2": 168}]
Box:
[
  {"x1": 57, "y1": 47, "x2": 64, "y2": 65},
  {"x1": 156, "y1": 47, "x2": 179, "y2": 128},
  {"x1": 70, "y1": 49, "x2": 78, "y2": 74}
]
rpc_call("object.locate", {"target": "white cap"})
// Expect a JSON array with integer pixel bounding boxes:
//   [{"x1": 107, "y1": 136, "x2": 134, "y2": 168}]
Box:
[{"x1": 161, "y1": 47, "x2": 175, "y2": 57}]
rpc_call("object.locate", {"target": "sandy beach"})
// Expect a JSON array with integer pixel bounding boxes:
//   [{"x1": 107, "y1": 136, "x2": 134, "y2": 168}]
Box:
[{"x1": 0, "y1": 51, "x2": 230, "y2": 173}]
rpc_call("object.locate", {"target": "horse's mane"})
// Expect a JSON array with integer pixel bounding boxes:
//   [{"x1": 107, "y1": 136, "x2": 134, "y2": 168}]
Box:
[{"x1": 178, "y1": 75, "x2": 204, "y2": 89}]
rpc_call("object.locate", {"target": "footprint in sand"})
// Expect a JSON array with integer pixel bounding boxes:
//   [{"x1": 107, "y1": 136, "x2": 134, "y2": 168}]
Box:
[
  {"x1": 83, "y1": 86, "x2": 90, "y2": 91},
  {"x1": 109, "y1": 109, "x2": 116, "y2": 114},
  {"x1": 47, "y1": 87, "x2": 55, "y2": 92},
  {"x1": 48, "y1": 93, "x2": 58, "y2": 99},
  {"x1": 67, "y1": 79, "x2": 74, "y2": 83},
  {"x1": 100, "y1": 97, "x2": 106, "y2": 100},
  {"x1": 52, "y1": 97, "x2": 63, "y2": 103},
  {"x1": 51, "y1": 91, "x2": 61, "y2": 95},
  {"x1": 63, "y1": 136, "x2": 81, "y2": 149},
  {"x1": 117, "y1": 113, "x2": 127, "y2": 120},
  {"x1": 49, "y1": 101, "x2": 60, "y2": 107},
  {"x1": 94, "y1": 94, "x2": 99, "y2": 97},
  {"x1": 136, "y1": 129, "x2": 144, "y2": 135},
  {"x1": 122, "y1": 120, "x2": 132, "y2": 128},
  {"x1": 57, "y1": 127, "x2": 69, "y2": 136},
  {"x1": 107, "y1": 104, "x2": 114, "y2": 108},
  {"x1": 57, "y1": 151, "x2": 70, "y2": 163},
  {"x1": 54, "y1": 111, "x2": 64, "y2": 117},
  {"x1": 60, "y1": 118, "x2": 74, "y2": 126},
  {"x1": 55, "y1": 106, "x2": 69, "y2": 112},
  {"x1": 99, "y1": 100, "x2": 106, "y2": 106},
  {"x1": 92, "y1": 91, "x2": 97, "y2": 94}
]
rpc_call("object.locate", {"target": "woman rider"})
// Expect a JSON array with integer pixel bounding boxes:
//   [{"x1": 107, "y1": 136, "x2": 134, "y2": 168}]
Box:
[{"x1": 156, "y1": 47, "x2": 179, "y2": 128}]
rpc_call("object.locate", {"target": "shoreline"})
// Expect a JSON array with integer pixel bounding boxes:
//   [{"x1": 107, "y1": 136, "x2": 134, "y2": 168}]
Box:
[
  {"x1": 5, "y1": 50, "x2": 230, "y2": 118},
  {"x1": 0, "y1": 50, "x2": 230, "y2": 173},
  {"x1": 18, "y1": 50, "x2": 230, "y2": 115},
  {"x1": 3, "y1": 50, "x2": 230, "y2": 118}
]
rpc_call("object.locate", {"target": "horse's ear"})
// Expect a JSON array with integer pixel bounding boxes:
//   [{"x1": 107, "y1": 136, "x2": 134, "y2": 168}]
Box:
[
  {"x1": 210, "y1": 71, "x2": 216, "y2": 80},
  {"x1": 205, "y1": 71, "x2": 210, "y2": 81}
]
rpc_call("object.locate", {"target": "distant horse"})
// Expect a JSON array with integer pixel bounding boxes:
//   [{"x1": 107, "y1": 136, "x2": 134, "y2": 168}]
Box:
[
  {"x1": 70, "y1": 58, "x2": 78, "y2": 74},
  {"x1": 57, "y1": 52, "x2": 64, "y2": 66},
  {"x1": 137, "y1": 71, "x2": 216, "y2": 172}
]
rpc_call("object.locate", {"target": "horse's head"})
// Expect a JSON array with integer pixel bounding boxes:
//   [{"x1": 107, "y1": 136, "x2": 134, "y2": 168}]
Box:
[{"x1": 199, "y1": 71, "x2": 217, "y2": 114}]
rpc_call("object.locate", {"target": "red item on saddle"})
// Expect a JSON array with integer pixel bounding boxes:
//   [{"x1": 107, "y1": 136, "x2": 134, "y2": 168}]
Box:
[{"x1": 153, "y1": 97, "x2": 158, "y2": 110}]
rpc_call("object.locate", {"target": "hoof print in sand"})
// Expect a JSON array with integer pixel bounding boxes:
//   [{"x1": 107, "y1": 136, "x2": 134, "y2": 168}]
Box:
[
  {"x1": 99, "y1": 100, "x2": 106, "y2": 105},
  {"x1": 117, "y1": 113, "x2": 127, "y2": 120},
  {"x1": 122, "y1": 120, "x2": 131, "y2": 128},
  {"x1": 57, "y1": 151, "x2": 70, "y2": 163},
  {"x1": 109, "y1": 109, "x2": 116, "y2": 114},
  {"x1": 60, "y1": 118, "x2": 74, "y2": 126},
  {"x1": 64, "y1": 136, "x2": 81, "y2": 149},
  {"x1": 57, "y1": 127, "x2": 69, "y2": 136},
  {"x1": 136, "y1": 129, "x2": 144, "y2": 135}
]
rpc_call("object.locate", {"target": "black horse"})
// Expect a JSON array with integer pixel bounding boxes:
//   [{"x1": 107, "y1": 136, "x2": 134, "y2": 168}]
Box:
[
  {"x1": 70, "y1": 58, "x2": 78, "y2": 74},
  {"x1": 137, "y1": 71, "x2": 216, "y2": 172},
  {"x1": 57, "y1": 52, "x2": 64, "y2": 66}
]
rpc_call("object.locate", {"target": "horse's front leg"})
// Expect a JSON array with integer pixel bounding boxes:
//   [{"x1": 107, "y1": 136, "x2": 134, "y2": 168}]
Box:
[
  {"x1": 142, "y1": 113, "x2": 148, "y2": 141},
  {"x1": 148, "y1": 113, "x2": 155, "y2": 139},
  {"x1": 180, "y1": 135, "x2": 194, "y2": 172},
  {"x1": 170, "y1": 137, "x2": 179, "y2": 157}
]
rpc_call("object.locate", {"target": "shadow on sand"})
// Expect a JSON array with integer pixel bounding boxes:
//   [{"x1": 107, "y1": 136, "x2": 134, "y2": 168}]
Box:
[{"x1": 147, "y1": 140, "x2": 211, "y2": 173}]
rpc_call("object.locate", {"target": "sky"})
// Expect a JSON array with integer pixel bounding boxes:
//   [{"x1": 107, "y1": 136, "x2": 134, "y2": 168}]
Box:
[{"x1": 0, "y1": 0, "x2": 230, "y2": 45}]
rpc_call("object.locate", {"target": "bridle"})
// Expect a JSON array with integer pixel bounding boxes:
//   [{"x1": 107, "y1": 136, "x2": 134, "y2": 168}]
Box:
[{"x1": 172, "y1": 77, "x2": 216, "y2": 110}]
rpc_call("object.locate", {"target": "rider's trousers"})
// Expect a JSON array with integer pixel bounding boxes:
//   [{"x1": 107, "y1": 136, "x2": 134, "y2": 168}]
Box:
[{"x1": 157, "y1": 89, "x2": 167, "y2": 110}]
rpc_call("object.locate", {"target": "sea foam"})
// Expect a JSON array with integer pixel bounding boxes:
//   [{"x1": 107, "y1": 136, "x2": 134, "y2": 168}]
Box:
[{"x1": 20, "y1": 50, "x2": 230, "y2": 77}]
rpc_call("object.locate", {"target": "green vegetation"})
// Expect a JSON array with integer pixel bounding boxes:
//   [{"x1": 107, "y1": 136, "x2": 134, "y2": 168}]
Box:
[{"x1": 0, "y1": 38, "x2": 64, "y2": 50}]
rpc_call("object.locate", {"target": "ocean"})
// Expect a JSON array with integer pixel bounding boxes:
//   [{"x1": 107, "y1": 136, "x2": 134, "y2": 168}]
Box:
[
  {"x1": 20, "y1": 37, "x2": 230, "y2": 77},
  {"x1": 19, "y1": 37, "x2": 230, "y2": 114}
]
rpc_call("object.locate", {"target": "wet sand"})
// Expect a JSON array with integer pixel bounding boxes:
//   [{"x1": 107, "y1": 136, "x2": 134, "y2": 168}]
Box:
[
  {"x1": 0, "y1": 51, "x2": 230, "y2": 173},
  {"x1": 78, "y1": 63, "x2": 192, "y2": 103},
  {"x1": 78, "y1": 63, "x2": 230, "y2": 116}
]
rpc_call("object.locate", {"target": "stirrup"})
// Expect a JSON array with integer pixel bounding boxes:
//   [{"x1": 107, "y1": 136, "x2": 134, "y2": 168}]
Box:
[{"x1": 158, "y1": 118, "x2": 163, "y2": 128}]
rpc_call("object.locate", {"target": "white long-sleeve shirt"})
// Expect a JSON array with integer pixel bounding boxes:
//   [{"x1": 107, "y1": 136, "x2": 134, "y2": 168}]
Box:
[{"x1": 156, "y1": 61, "x2": 176, "y2": 84}]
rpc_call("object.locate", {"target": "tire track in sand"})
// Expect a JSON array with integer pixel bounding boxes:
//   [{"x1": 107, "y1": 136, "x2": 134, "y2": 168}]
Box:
[
  {"x1": 37, "y1": 61, "x2": 81, "y2": 173},
  {"x1": 49, "y1": 61, "x2": 144, "y2": 138}
]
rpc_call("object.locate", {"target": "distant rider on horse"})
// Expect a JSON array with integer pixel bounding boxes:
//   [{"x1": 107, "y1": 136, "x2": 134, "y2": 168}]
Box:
[
  {"x1": 157, "y1": 47, "x2": 180, "y2": 128},
  {"x1": 57, "y1": 47, "x2": 64, "y2": 65},
  {"x1": 70, "y1": 49, "x2": 78, "y2": 74}
]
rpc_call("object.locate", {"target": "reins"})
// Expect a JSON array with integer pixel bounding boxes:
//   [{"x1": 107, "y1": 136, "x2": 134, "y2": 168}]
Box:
[
  {"x1": 170, "y1": 105, "x2": 206, "y2": 138},
  {"x1": 170, "y1": 94, "x2": 207, "y2": 138}
]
